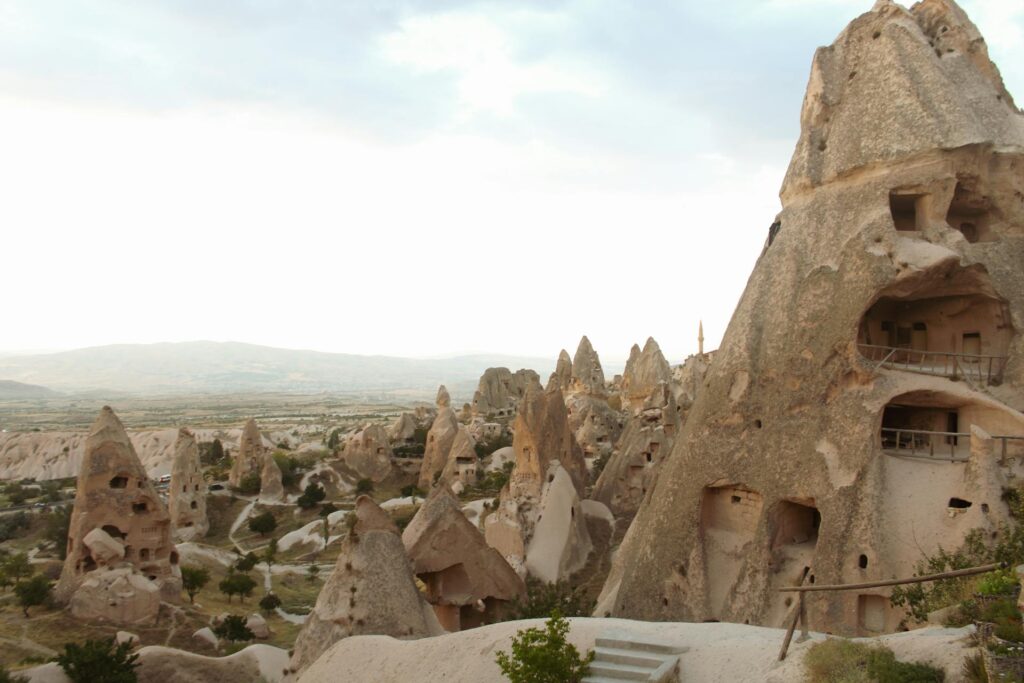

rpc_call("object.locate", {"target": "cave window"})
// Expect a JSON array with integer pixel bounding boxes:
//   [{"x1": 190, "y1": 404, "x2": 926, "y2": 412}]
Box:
[
  {"x1": 132, "y1": 502, "x2": 148, "y2": 513},
  {"x1": 102, "y1": 525, "x2": 125, "y2": 539},
  {"x1": 645, "y1": 453, "x2": 653, "y2": 463},
  {"x1": 948, "y1": 497, "x2": 972, "y2": 509},
  {"x1": 190, "y1": 501, "x2": 198, "y2": 510},
  {"x1": 889, "y1": 192, "x2": 923, "y2": 231},
  {"x1": 170, "y1": 551, "x2": 179, "y2": 565},
  {"x1": 182, "y1": 485, "x2": 187, "y2": 493},
  {"x1": 731, "y1": 495, "x2": 742, "y2": 505},
  {"x1": 194, "y1": 484, "x2": 199, "y2": 492},
  {"x1": 139, "y1": 548, "x2": 150, "y2": 560},
  {"x1": 109, "y1": 476, "x2": 129, "y2": 489},
  {"x1": 963, "y1": 332, "x2": 981, "y2": 357},
  {"x1": 859, "y1": 554, "x2": 868, "y2": 569}
]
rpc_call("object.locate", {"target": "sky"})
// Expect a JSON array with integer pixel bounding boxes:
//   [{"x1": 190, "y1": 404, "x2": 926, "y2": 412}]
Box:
[{"x1": 0, "y1": 1, "x2": 1021, "y2": 364}]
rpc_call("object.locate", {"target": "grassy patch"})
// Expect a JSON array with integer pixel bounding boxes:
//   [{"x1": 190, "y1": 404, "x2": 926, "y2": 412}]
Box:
[{"x1": 803, "y1": 638, "x2": 945, "y2": 683}]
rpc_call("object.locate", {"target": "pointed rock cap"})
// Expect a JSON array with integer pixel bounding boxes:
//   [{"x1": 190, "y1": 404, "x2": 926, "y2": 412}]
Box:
[
  {"x1": 80, "y1": 406, "x2": 147, "y2": 479},
  {"x1": 170, "y1": 428, "x2": 198, "y2": 476},
  {"x1": 352, "y1": 495, "x2": 398, "y2": 535},
  {"x1": 402, "y1": 485, "x2": 526, "y2": 603},
  {"x1": 782, "y1": 0, "x2": 1024, "y2": 200},
  {"x1": 571, "y1": 336, "x2": 606, "y2": 394},
  {"x1": 436, "y1": 385, "x2": 451, "y2": 409}
]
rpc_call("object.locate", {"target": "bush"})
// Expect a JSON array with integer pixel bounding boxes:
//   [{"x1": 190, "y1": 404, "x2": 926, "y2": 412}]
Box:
[
  {"x1": 56, "y1": 638, "x2": 139, "y2": 683},
  {"x1": 235, "y1": 472, "x2": 261, "y2": 495},
  {"x1": 400, "y1": 485, "x2": 424, "y2": 499},
  {"x1": 0, "y1": 512, "x2": 29, "y2": 542},
  {"x1": 180, "y1": 566, "x2": 210, "y2": 604},
  {"x1": 803, "y1": 639, "x2": 944, "y2": 683},
  {"x1": 44, "y1": 505, "x2": 72, "y2": 559},
  {"x1": 235, "y1": 552, "x2": 259, "y2": 572},
  {"x1": 218, "y1": 572, "x2": 257, "y2": 603},
  {"x1": 14, "y1": 574, "x2": 50, "y2": 618},
  {"x1": 507, "y1": 579, "x2": 595, "y2": 621},
  {"x1": 0, "y1": 665, "x2": 26, "y2": 682},
  {"x1": 297, "y1": 483, "x2": 327, "y2": 509},
  {"x1": 248, "y1": 512, "x2": 277, "y2": 537},
  {"x1": 213, "y1": 615, "x2": 254, "y2": 642},
  {"x1": 355, "y1": 479, "x2": 374, "y2": 495},
  {"x1": 977, "y1": 568, "x2": 1018, "y2": 596},
  {"x1": 273, "y1": 452, "x2": 302, "y2": 489},
  {"x1": 199, "y1": 439, "x2": 227, "y2": 467},
  {"x1": 495, "y1": 611, "x2": 592, "y2": 683},
  {"x1": 474, "y1": 433, "x2": 512, "y2": 459},
  {"x1": 259, "y1": 593, "x2": 282, "y2": 613}
]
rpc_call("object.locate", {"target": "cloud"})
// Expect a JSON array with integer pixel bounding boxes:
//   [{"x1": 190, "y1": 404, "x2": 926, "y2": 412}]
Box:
[{"x1": 379, "y1": 9, "x2": 604, "y2": 118}]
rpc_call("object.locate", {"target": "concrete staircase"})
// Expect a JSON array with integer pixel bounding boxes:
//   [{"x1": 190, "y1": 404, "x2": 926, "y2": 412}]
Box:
[{"x1": 582, "y1": 632, "x2": 687, "y2": 682}]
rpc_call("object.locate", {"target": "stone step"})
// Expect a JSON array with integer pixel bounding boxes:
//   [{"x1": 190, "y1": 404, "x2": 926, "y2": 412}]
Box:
[
  {"x1": 595, "y1": 635, "x2": 688, "y2": 656},
  {"x1": 590, "y1": 661, "x2": 662, "y2": 681},
  {"x1": 593, "y1": 646, "x2": 670, "y2": 669}
]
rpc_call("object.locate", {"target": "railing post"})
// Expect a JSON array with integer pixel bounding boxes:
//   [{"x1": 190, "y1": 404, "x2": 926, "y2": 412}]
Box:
[{"x1": 799, "y1": 591, "x2": 808, "y2": 641}]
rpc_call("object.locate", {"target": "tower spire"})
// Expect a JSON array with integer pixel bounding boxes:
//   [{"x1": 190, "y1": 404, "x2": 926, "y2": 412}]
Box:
[{"x1": 698, "y1": 320, "x2": 705, "y2": 357}]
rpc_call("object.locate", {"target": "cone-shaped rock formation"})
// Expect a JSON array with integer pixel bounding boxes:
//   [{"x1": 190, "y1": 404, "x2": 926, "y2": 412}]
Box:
[{"x1": 168, "y1": 428, "x2": 208, "y2": 542}]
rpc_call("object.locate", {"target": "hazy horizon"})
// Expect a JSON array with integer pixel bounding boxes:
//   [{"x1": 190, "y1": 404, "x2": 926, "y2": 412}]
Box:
[{"x1": 2, "y1": 1, "x2": 1021, "y2": 363}]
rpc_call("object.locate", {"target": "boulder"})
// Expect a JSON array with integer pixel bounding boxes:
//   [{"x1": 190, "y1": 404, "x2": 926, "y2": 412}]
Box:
[
  {"x1": 342, "y1": 424, "x2": 394, "y2": 482},
  {"x1": 192, "y1": 627, "x2": 219, "y2": 648},
  {"x1": 81, "y1": 527, "x2": 125, "y2": 566},
  {"x1": 116, "y1": 631, "x2": 140, "y2": 648},
  {"x1": 246, "y1": 613, "x2": 271, "y2": 640},
  {"x1": 69, "y1": 567, "x2": 161, "y2": 625}
]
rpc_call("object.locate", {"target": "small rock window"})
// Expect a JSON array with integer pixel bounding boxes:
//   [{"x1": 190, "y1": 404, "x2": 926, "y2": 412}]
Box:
[
  {"x1": 109, "y1": 476, "x2": 129, "y2": 489},
  {"x1": 132, "y1": 502, "x2": 148, "y2": 513},
  {"x1": 889, "y1": 192, "x2": 923, "y2": 231},
  {"x1": 190, "y1": 501, "x2": 198, "y2": 510},
  {"x1": 948, "y1": 497, "x2": 972, "y2": 509},
  {"x1": 859, "y1": 554, "x2": 868, "y2": 569}
]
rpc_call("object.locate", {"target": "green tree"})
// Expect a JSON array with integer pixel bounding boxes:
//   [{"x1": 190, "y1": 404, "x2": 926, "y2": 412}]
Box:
[
  {"x1": 263, "y1": 538, "x2": 278, "y2": 574},
  {"x1": 355, "y1": 479, "x2": 374, "y2": 495},
  {"x1": 14, "y1": 575, "x2": 51, "y2": 618},
  {"x1": 258, "y1": 593, "x2": 282, "y2": 614},
  {"x1": 248, "y1": 511, "x2": 277, "y2": 537},
  {"x1": 236, "y1": 472, "x2": 261, "y2": 495},
  {"x1": 45, "y1": 505, "x2": 72, "y2": 559},
  {"x1": 4, "y1": 553, "x2": 31, "y2": 585},
  {"x1": 180, "y1": 566, "x2": 210, "y2": 604},
  {"x1": 507, "y1": 579, "x2": 596, "y2": 621},
  {"x1": 235, "y1": 551, "x2": 259, "y2": 572},
  {"x1": 297, "y1": 483, "x2": 326, "y2": 509},
  {"x1": 218, "y1": 572, "x2": 257, "y2": 603},
  {"x1": 214, "y1": 614, "x2": 254, "y2": 642},
  {"x1": 326, "y1": 428, "x2": 343, "y2": 452},
  {"x1": 319, "y1": 502, "x2": 338, "y2": 518},
  {"x1": 306, "y1": 563, "x2": 320, "y2": 583},
  {"x1": 56, "y1": 638, "x2": 139, "y2": 683},
  {"x1": 495, "y1": 611, "x2": 592, "y2": 683}
]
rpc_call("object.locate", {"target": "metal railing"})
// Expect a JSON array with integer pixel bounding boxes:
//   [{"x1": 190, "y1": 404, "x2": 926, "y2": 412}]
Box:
[
  {"x1": 880, "y1": 427, "x2": 969, "y2": 461},
  {"x1": 858, "y1": 344, "x2": 1007, "y2": 385},
  {"x1": 882, "y1": 428, "x2": 1024, "y2": 463}
]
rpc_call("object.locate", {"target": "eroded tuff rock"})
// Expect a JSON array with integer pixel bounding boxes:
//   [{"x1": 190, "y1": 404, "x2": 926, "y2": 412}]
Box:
[
  {"x1": 288, "y1": 497, "x2": 440, "y2": 676},
  {"x1": 600, "y1": 0, "x2": 1024, "y2": 636},
  {"x1": 419, "y1": 386, "x2": 477, "y2": 490},
  {"x1": 56, "y1": 407, "x2": 181, "y2": 624},
  {"x1": 402, "y1": 486, "x2": 525, "y2": 630},
  {"x1": 342, "y1": 423, "x2": 394, "y2": 482},
  {"x1": 546, "y1": 349, "x2": 573, "y2": 392},
  {"x1": 620, "y1": 338, "x2": 673, "y2": 412},
  {"x1": 259, "y1": 453, "x2": 285, "y2": 503},
  {"x1": 471, "y1": 367, "x2": 542, "y2": 418},
  {"x1": 570, "y1": 336, "x2": 606, "y2": 397},
  {"x1": 168, "y1": 429, "x2": 208, "y2": 542},
  {"x1": 484, "y1": 385, "x2": 592, "y2": 581},
  {"x1": 388, "y1": 412, "x2": 418, "y2": 443},
  {"x1": 228, "y1": 419, "x2": 265, "y2": 489}
]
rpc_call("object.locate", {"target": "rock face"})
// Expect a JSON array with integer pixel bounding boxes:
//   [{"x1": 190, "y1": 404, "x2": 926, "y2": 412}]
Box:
[
  {"x1": 439, "y1": 427, "x2": 478, "y2": 488},
  {"x1": 570, "y1": 336, "x2": 606, "y2": 396},
  {"x1": 229, "y1": 419, "x2": 265, "y2": 489},
  {"x1": 402, "y1": 486, "x2": 526, "y2": 631},
  {"x1": 56, "y1": 407, "x2": 181, "y2": 623},
  {"x1": 259, "y1": 454, "x2": 285, "y2": 503},
  {"x1": 168, "y1": 429, "x2": 208, "y2": 542},
  {"x1": 388, "y1": 413, "x2": 418, "y2": 443},
  {"x1": 419, "y1": 387, "x2": 475, "y2": 490},
  {"x1": 600, "y1": 0, "x2": 1024, "y2": 636},
  {"x1": 484, "y1": 385, "x2": 592, "y2": 581},
  {"x1": 620, "y1": 339, "x2": 673, "y2": 412},
  {"x1": 288, "y1": 497, "x2": 440, "y2": 676},
  {"x1": 342, "y1": 424, "x2": 394, "y2": 482},
  {"x1": 471, "y1": 367, "x2": 541, "y2": 418},
  {"x1": 547, "y1": 349, "x2": 573, "y2": 392}
]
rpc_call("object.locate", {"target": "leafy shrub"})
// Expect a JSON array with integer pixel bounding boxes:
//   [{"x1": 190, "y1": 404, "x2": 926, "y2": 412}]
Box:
[
  {"x1": 977, "y1": 569, "x2": 1018, "y2": 596},
  {"x1": 960, "y1": 652, "x2": 986, "y2": 683},
  {"x1": 199, "y1": 439, "x2": 227, "y2": 467},
  {"x1": 591, "y1": 452, "x2": 611, "y2": 481},
  {"x1": 0, "y1": 665, "x2": 26, "y2": 682},
  {"x1": 495, "y1": 611, "x2": 592, "y2": 683},
  {"x1": 803, "y1": 638, "x2": 944, "y2": 683},
  {"x1": 355, "y1": 479, "x2": 374, "y2": 495},
  {"x1": 234, "y1": 551, "x2": 259, "y2": 572},
  {"x1": 14, "y1": 575, "x2": 51, "y2": 617},
  {"x1": 297, "y1": 483, "x2": 326, "y2": 509},
  {"x1": 235, "y1": 472, "x2": 261, "y2": 495},
  {"x1": 44, "y1": 506, "x2": 72, "y2": 559},
  {"x1": 259, "y1": 593, "x2": 282, "y2": 613},
  {"x1": 0, "y1": 512, "x2": 29, "y2": 542},
  {"x1": 56, "y1": 638, "x2": 139, "y2": 683},
  {"x1": 218, "y1": 572, "x2": 257, "y2": 603},
  {"x1": 180, "y1": 566, "x2": 209, "y2": 604},
  {"x1": 400, "y1": 485, "x2": 424, "y2": 499},
  {"x1": 273, "y1": 452, "x2": 303, "y2": 489},
  {"x1": 248, "y1": 512, "x2": 277, "y2": 537},
  {"x1": 475, "y1": 434, "x2": 513, "y2": 459},
  {"x1": 213, "y1": 615, "x2": 254, "y2": 642}
]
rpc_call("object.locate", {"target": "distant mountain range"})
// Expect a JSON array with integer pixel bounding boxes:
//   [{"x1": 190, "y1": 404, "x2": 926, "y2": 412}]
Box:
[
  {"x1": 0, "y1": 341, "x2": 558, "y2": 396},
  {"x1": 0, "y1": 380, "x2": 61, "y2": 399}
]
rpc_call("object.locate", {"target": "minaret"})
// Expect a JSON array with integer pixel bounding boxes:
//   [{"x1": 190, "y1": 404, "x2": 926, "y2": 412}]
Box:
[{"x1": 698, "y1": 320, "x2": 705, "y2": 357}]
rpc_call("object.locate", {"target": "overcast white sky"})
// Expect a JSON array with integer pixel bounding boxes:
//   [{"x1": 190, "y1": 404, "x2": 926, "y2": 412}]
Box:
[{"x1": 1, "y1": 0, "x2": 1021, "y2": 363}]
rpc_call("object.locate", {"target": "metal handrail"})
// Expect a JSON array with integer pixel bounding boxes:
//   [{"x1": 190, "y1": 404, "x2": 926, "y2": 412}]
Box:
[{"x1": 858, "y1": 344, "x2": 1007, "y2": 385}]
